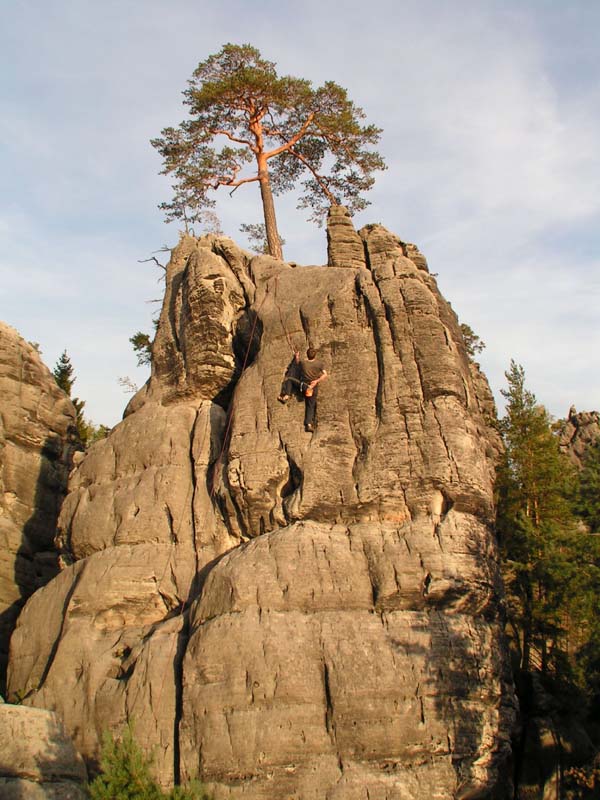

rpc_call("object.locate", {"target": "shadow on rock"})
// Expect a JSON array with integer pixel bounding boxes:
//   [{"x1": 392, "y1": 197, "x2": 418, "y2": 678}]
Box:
[{"x1": 0, "y1": 432, "x2": 76, "y2": 693}]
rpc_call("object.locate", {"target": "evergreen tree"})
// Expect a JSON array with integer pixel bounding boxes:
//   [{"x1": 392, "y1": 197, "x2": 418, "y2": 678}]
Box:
[
  {"x1": 152, "y1": 43, "x2": 385, "y2": 258},
  {"x1": 575, "y1": 439, "x2": 600, "y2": 533},
  {"x1": 89, "y1": 725, "x2": 210, "y2": 800},
  {"x1": 496, "y1": 361, "x2": 584, "y2": 674},
  {"x1": 130, "y1": 332, "x2": 153, "y2": 367},
  {"x1": 53, "y1": 350, "x2": 105, "y2": 447},
  {"x1": 459, "y1": 322, "x2": 486, "y2": 357},
  {"x1": 53, "y1": 349, "x2": 76, "y2": 395}
]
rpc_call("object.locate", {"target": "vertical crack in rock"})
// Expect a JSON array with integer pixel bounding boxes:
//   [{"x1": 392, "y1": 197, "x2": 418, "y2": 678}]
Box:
[
  {"x1": 188, "y1": 408, "x2": 201, "y2": 576},
  {"x1": 323, "y1": 660, "x2": 336, "y2": 746},
  {"x1": 165, "y1": 503, "x2": 177, "y2": 544},
  {"x1": 397, "y1": 282, "x2": 427, "y2": 402},
  {"x1": 172, "y1": 609, "x2": 190, "y2": 785},
  {"x1": 278, "y1": 436, "x2": 303, "y2": 522},
  {"x1": 432, "y1": 402, "x2": 461, "y2": 484},
  {"x1": 355, "y1": 275, "x2": 386, "y2": 421}
]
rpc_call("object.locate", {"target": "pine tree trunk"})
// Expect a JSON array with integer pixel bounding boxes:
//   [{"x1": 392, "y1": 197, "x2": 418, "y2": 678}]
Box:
[
  {"x1": 257, "y1": 159, "x2": 283, "y2": 260},
  {"x1": 522, "y1": 581, "x2": 533, "y2": 671}
]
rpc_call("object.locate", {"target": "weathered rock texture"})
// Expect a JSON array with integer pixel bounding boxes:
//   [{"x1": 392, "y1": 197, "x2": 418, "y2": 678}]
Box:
[
  {"x1": 0, "y1": 323, "x2": 78, "y2": 690},
  {"x1": 8, "y1": 212, "x2": 516, "y2": 799},
  {"x1": 558, "y1": 406, "x2": 600, "y2": 468},
  {"x1": 0, "y1": 697, "x2": 88, "y2": 799}
]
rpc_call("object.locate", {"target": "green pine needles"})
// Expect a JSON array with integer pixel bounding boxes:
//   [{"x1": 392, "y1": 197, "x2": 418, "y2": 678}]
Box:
[
  {"x1": 496, "y1": 360, "x2": 600, "y2": 686},
  {"x1": 89, "y1": 726, "x2": 211, "y2": 800},
  {"x1": 152, "y1": 43, "x2": 385, "y2": 259}
]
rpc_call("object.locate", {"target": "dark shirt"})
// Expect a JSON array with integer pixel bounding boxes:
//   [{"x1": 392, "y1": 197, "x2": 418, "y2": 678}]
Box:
[{"x1": 300, "y1": 358, "x2": 326, "y2": 383}]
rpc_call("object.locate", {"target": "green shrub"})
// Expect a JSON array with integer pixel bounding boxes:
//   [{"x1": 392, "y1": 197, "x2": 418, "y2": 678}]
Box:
[{"x1": 89, "y1": 725, "x2": 210, "y2": 800}]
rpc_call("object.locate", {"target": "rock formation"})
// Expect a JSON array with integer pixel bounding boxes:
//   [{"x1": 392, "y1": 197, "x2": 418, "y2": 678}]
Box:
[
  {"x1": 0, "y1": 323, "x2": 78, "y2": 691},
  {"x1": 558, "y1": 406, "x2": 600, "y2": 468},
  {"x1": 7, "y1": 210, "x2": 516, "y2": 799},
  {"x1": 0, "y1": 695, "x2": 88, "y2": 798}
]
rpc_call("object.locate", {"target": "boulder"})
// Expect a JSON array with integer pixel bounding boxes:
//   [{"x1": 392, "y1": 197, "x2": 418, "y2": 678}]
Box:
[
  {"x1": 0, "y1": 700, "x2": 87, "y2": 799},
  {"x1": 8, "y1": 213, "x2": 516, "y2": 798}
]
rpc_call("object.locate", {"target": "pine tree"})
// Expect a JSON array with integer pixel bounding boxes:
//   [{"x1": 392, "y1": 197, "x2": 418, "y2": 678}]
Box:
[
  {"x1": 575, "y1": 440, "x2": 600, "y2": 533},
  {"x1": 496, "y1": 361, "x2": 583, "y2": 673},
  {"x1": 53, "y1": 349, "x2": 75, "y2": 395},
  {"x1": 52, "y1": 350, "x2": 105, "y2": 447},
  {"x1": 459, "y1": 322, "x2": 485, "y2": 357},
  {"x1": 152, "y1": 43, "x2": 385, "y2": 258},
  {"x1": 89, "y1": 725, "x2": 211, "y2": 800},
  {"x1": 89, "y1": 727, "x2": 163, "y2": 800},
  {"x1": 129, "y1": 332, "x2": 153, "y2": 367}
]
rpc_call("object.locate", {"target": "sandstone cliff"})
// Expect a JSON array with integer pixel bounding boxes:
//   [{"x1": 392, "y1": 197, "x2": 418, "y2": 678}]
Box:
[
  {"x1": 8, "y1": 209, "x2": 516, "y2": 799},
  {"x1": 0, "y1": 323, "x2": 78, "y2": 691}
]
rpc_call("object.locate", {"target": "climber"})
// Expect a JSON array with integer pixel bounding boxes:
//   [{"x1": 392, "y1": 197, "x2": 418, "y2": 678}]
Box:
[
  {"x1": 299, "y1": 347, "x2": 327, "y2": 432},
  {"x1": 278, "y1": 346, "x2": 328, "y2": 432}
]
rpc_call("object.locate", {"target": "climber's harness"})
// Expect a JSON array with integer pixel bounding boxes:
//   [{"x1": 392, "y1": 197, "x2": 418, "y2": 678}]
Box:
[{"x1": 287, "y1": 376, "x2": 314, "y2": 397}]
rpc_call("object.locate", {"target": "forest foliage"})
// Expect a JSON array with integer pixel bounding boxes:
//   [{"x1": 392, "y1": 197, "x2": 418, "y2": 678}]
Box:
[
  {"x1": 496, "y1": 360, "x2": 600, "y2": 696},
  {"x1": 88, "y1": 726, "x2": 211, "y2": 799}
]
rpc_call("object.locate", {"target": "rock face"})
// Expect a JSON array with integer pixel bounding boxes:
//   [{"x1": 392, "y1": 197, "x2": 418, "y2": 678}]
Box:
[
  {"x1": 0, "y1": 323, "x2": 78, "y2": 690},
  {"x1": 0, "y1": 697, "x2": 88, "y2": 799},
  {"x1": 558, "y1": 406, "x2": 600, "y2": 468},
  {"x1": 8, "y1": 213, "x2": 516, "y2": 799}
]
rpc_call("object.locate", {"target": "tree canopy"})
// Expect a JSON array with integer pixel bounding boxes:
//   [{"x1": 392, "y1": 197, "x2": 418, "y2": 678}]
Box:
[
  {"x1": 459, "y1": 322, "x2": 486, "y2": 357},
  {"x1": 152, "y1": 43, "x2": 386, "y2": 258},
  {"x1": 496, "y1": 360, "x2": 600, "y2": 684},
  {"x1": 89, "y1": 725, "x2": 210, "y2": 799},
  {"x1": 129, "y1": 332, "x2": 153, "y2": 367},
  {"x1": 574, "y1": 439, "x2": 600, "y2": 534},
  {"x1": 53, "y1": 349, "x2": 76, "y2": 395}
]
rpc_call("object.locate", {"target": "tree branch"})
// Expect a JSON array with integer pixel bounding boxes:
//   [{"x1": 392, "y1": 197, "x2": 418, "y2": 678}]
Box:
[
  {"x1": 138, "y1": 256, "x2": 167, "y2": 271},
  {"x1": 287, "y1": 146, "x2": 337, "y2": 203},
  {"x1": 264, "y1": 113, "x2": 316, "y2": 159},
  {"x1": 217, "y1": 174, "x2": 260, "y2": 189},
  {"x1": 209, "y1": 128, "x2": 254, "y2": 148}
]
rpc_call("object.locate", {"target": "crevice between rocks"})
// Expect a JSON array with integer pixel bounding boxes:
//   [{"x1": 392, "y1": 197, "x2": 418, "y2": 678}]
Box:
[
  {"x1": 172, "y1": 608, "x2": 190, "y2": 785},
  {"x1": 188, "y1": 408, "x2": 201, "y2": 577},
  {"x1": 397, "y1": 283, "x2": 427, "y2": 403},
  {"x1": 355, "y1": 276, "x2": 385, "y2": 422}
]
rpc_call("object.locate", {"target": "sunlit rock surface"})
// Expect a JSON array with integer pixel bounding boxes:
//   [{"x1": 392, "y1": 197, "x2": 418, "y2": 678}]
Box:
[
  {"x1": 0, "y1": 696, "x2": 87, "y2": 799},
  {"x1": 558, "y1": 405, "x2": 600, "y2": 468},
  {"x1": 8, "y1": 212, "x2": 516, "y2": 798}
]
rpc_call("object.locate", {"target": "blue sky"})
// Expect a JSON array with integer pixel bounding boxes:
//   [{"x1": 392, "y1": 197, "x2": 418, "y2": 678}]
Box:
[{"x1": 1, "y1": 0, "x2": 598, "y2": 426}]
